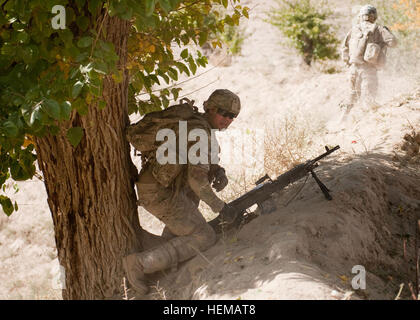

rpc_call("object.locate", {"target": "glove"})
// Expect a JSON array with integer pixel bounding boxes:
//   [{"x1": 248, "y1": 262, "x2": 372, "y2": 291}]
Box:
[{"x1": 210, "y1": 167, "x2": 228, "y2": 192}]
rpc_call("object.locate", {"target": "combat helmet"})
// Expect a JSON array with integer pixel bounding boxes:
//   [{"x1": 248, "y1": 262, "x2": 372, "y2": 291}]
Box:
[
  {"x1": 203, "y1": 89, "x2": 241, "y2": 117},
  {"x1": 359, "y1": 5, "x2": 377, "y2": 22}
]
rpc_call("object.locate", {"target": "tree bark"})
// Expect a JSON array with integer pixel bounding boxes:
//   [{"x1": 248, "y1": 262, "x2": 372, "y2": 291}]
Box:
[{"x1": 34, "y1": 12, "x2": 141, "y2": 299}]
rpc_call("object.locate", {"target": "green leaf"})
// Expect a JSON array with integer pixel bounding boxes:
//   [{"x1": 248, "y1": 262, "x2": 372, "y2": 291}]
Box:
[
  {"x1": 157, "y1": 70, "x2": 170, "y2": 84},
  {"x1": 76, "y1": 16, "x2": 90, "y2": 32},
  {"x1": 0, "y1": 195, "x2": 14, "y2": 216},
  {"x1": 158, "y1": 0, "x2": 172, "y2": 13},
  {"x1": 99, "y1": 40, "x2": 114, "y2": 53},
  {"x1": 60, "y1": 101, "x2": 72, "y2": 120},
  {"x1": 75, "y1": 52, "x2": 89, "y2": 63},
  {"x1": 93, "y1": 61, "x2": 108, "y2": 74},
  {"x1": 29, "y1": 105, "x2": 42, "y2": 127},
  {"x1": 2, "y1": 120, "x2": 18, "y2": 137},
  {"x1": 67, "y1": 127, "x2": 84, "y2": 147},
  {"x1": 149, "y1": 74, "x2": 160, "y2": 85},
  {"x1": 73, "y1": 98, "x2": 88, "y2": 115},
  {"x1": 69, "y1": 67, "x2": 80, "y2": 79},
  {"x1": 199, "y1": 31, "x2": 208, "y2": 46},
  {"x1": 171, "y1": 88, "x2": 181, "y2": 101},
  {"x1": 150, "y1": 94, "x2": 162, "y2": 108},
  {"x1": 168, "y1": 67, "x2": 178, "y2": 81},
  {"x1": 88, "y1": 0, "x2": 102, "y2": 15},
  {"x1": 120, "y1": 7, "x2": 133, "y2": 20},
  {"x1": 188, "y1": 58, "x2": 197, "y2": 74},
  {"x1": 175, "y1": 62, "x2": 190, "y2": 76},
  {"x1": 42, "y1": 99, "x2": 61, "y2": 120},
  {"x1": 180, "y1": 48, "x2": 188, "y2": 59},
  {"x1": 161, "y1": 95, "x2": 169, "y2": 108},
  {"x1": 77, "y1": 36, "x2": 92, "y2": 48},
  {"x1": 16, "y1": 31, "x2": 28, "y2": 43},
  {"x1": 146, "y1": 0, "x2": 157, "y2": 16},
  {"x1": 169, "y1": 0, "x2": 181, "y2": 7},
  {"x1": 60, "y1": 29, "x2": 74, "y2": 48},
  {"x1": 72, "y1": 81, "x2": 84, "y2": 98},
  {"x1": 75, "y1": 0, "x2": 86, "y2": 10},
  {"x1": 10, "y1": 161, "x2": 28, "y2": 181}
]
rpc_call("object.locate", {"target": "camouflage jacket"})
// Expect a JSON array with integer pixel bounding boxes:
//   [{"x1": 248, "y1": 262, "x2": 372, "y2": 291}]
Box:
[
  {"x1": 142, "y1": 113, "x2": 225, "y2": 213},
  {"x1": 342, "y1": 21, "x2": 398, "y2": 67}
]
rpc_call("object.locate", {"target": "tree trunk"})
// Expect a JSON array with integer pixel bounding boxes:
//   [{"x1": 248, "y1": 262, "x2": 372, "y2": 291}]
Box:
[{"x1": 34, "y1": 13, "x2": 141, "y2": 299}]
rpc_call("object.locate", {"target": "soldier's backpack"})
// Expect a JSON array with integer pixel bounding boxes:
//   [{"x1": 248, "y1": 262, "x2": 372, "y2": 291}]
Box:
[
  {"x1": 126, "y1": 99, "x2": 207, "y2": 187},
  {"x1": 127, "y1": 98, "x2": 198, "y2": 154}
]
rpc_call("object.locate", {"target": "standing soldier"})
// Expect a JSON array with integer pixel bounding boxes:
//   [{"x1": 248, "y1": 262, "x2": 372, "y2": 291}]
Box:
[
  {"x1": 123, "y1": 89, "x2": 241, "y2": 295},
  {"x1": 341, "y1": 5, "x2": 398, "y2": 115}
]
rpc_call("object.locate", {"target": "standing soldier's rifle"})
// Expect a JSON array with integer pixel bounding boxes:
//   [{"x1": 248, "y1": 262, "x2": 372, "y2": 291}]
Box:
[{"x1": 209, "y1": 145, "x2": 340, "y2": 233}]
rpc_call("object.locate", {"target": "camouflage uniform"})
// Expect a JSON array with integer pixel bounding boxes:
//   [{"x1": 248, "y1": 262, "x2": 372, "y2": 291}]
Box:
[
  {"x1": 341, "y1": 6, "x2": 398, "y2": 108},
  {"x1": 123, "y1": 89, "x2": 240, "y2": 294}
]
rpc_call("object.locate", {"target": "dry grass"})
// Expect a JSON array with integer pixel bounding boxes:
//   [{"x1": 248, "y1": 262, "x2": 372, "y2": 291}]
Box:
[{"x1": 264, "y1": 112, "x2": 325, "y2": 176}]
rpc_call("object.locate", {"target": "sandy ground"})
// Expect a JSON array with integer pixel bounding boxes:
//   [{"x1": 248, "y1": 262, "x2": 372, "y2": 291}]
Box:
[{"x1": 1, "y1": 0, "x2": 419, "y2": 299}]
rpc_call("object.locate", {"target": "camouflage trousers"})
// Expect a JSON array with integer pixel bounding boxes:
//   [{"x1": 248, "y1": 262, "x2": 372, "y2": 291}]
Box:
[
  {"x1": 135, "y1": 172, "x2": 216, "y2": 274},
  {"x1": 348, "y1": 63, "x2": 378, "y2": 106}
]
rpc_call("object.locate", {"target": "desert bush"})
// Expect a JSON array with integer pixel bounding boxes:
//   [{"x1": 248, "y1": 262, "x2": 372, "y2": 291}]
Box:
[
  {"x1": 221, "y1": 23, "x2": 246, "y2": 55},
  {"x1": 202, "y1": 5, "x2": 248, "y2": 56},
  {"x1": 267, "y1": 0, "x2": 340, "y2": 66}
]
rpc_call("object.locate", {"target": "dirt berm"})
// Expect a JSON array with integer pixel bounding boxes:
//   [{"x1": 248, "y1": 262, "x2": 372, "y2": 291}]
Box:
[{"x1": 144, "y1": 154, "x2": 420, "y2": 300}]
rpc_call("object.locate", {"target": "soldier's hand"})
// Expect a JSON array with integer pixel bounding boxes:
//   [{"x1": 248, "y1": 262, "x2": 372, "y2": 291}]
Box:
[
  {"x1": 211, "y1": 167, "x2": 228, "y2": 192},
  {"x1": 212, "y1": 173, "x2": 228, "y2": 192}
]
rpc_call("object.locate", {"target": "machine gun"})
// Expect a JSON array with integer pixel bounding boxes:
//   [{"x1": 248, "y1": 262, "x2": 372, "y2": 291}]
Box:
[{"x1": 208, "y1": 145, "x2": 340, "y2": 233}]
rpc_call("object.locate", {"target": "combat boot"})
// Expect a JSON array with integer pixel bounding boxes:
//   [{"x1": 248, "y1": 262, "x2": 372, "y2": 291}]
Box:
[{"x1": 122, "y1": 253, "x2": 149, "y2": 295}]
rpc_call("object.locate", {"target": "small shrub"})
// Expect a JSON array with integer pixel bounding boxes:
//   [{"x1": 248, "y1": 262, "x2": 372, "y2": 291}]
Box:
[
  {"x1": 267, "y1": 0, "x2": 340, "y2": 66},
  {"x1": 221, "y1": 23, "x2": 246, "y2": 55},
  {"x1": 202, "y1": 6, "x2": 247, "y2": 56}
]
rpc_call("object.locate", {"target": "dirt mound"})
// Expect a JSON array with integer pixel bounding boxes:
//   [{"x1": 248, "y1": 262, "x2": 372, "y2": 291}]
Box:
[{"x1": 146, "y1": 155, "x2": 419, "y2": 300}]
